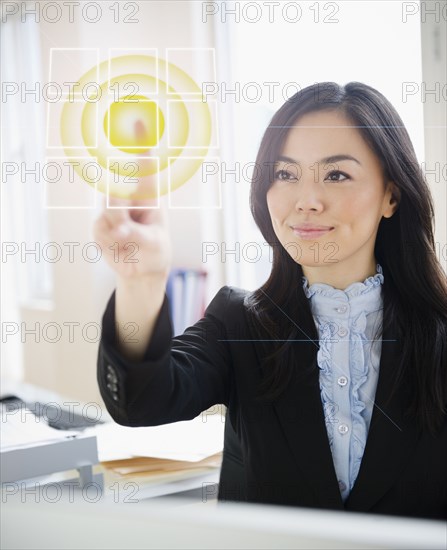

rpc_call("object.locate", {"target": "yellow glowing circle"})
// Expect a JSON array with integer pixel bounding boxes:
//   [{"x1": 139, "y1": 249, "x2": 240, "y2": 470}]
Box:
[
  {"x1": 103, "y1": 95, "x2": 165, "y2": 154},
  {"x1": 60, "y1": 56, "x2": 212, "y2": 199}
]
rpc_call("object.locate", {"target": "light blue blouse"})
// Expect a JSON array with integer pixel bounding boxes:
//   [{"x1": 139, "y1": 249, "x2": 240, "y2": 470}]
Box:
[{"x1": 301, "y1": 263, "x2": 384, "y2": 503}]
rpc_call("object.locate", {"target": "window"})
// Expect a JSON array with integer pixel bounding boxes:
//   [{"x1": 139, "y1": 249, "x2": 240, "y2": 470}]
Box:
[
  {"x1": 2, "y1": 15, "x2": 52, "y2": 305},
  {"x1": 2, "y1": 15, "x2": 51, "y2": 380}
]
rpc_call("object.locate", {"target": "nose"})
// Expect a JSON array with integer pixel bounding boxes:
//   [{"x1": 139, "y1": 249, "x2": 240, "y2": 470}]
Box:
[{"x1": 294, "y1": 177, "x2": 324, "y2": 213}]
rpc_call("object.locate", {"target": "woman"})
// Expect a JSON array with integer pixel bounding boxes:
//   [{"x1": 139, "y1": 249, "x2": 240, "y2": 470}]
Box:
[{"x1": 94, "y1": 82, "x2": 447, "y2": 519}]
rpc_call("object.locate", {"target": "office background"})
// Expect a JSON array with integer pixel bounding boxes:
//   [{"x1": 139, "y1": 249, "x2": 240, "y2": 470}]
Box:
[{"x1": 1, "y1": 0, "x2": 446, "y2": 407}]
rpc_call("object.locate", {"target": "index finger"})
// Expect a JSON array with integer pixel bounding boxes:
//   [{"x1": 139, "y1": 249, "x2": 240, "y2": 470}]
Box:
[{"x1": 102, "y1": 195, "x2": 131, "y2": 228}]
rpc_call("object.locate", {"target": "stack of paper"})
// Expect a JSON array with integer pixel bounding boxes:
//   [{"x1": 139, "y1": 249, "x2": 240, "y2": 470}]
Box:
[
  {"x1": 102, "y1": 452, "x2": 222, "y2": 479},
  {"x1": 84, "y1": 412, "x2": 225, "y2": 487}
]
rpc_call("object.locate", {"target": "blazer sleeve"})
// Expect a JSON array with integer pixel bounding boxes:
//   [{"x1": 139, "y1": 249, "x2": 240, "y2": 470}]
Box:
[{"x1": 97, "y1": 285, "x2": 233, "y2": 427}]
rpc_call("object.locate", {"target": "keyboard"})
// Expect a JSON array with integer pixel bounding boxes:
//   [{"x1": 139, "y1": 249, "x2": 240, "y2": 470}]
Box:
[{"x1": 0, "y1": 396, "x2": 104, "y2": 431}]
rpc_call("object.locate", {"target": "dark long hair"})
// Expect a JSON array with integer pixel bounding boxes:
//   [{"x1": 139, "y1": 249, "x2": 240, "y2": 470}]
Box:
[{"x1": 247, "y1": 81, "x2": 447, "y2": 435}]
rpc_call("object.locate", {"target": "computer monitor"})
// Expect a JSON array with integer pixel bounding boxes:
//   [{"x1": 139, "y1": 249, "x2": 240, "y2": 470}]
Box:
[{"x1": 2, "y1": 493, "x2": 445, "y2": 549}]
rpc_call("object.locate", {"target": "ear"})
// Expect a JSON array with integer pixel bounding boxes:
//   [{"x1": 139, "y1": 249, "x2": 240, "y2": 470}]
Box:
[{"x1": 383, "y1": 181, "x2": 400, "y2": 218}]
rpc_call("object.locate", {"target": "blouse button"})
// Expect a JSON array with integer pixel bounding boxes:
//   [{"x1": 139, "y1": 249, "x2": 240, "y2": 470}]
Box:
[
  {"x1": 339, "y1": 327, "x2": 348, "y2": 337},
  {"x1": 337, "y1": 376, "x2": 348, "y2": 387},
  {"x1": 338, "y1": 424, "x2": 349, "y2": 435},
  {"x1": 335, "y1": 306, "x2": 347, "y2": 313},
  {"x1": 338, "y1": 480, "x2": 347, "y2": 491}
]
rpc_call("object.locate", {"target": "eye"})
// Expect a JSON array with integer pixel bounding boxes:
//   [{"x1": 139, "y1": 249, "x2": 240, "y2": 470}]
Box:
[
  {"x1": 274, "y1": 169, "x2": 298, "y2": 182},
  {"x1": 325, "y1": 170, "x2": 350, "y2": 182}
]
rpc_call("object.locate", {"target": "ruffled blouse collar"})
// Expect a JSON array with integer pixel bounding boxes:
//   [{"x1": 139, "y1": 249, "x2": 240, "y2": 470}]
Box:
[{"x1": 301, "y1": 263, "x2": 384, "y2": 301}]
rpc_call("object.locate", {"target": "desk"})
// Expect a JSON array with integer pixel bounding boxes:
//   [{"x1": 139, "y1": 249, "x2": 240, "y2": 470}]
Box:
[{"x1": 1, "y1": 382, "x2": 221, "y2": 504}]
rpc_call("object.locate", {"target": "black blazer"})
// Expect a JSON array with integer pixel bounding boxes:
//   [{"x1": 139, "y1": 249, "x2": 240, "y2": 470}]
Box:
[{"x1": 97, "y1": 285, "x2": 447, "y2": 520}]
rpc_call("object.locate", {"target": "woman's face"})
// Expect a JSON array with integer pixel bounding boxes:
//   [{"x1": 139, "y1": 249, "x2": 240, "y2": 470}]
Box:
[{"x1": 266, "y1": 108, "x2": 399, "y2": 286}]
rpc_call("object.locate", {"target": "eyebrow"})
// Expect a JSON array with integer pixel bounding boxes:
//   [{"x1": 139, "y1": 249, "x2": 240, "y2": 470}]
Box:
[{"x1": 277, "y1": 154, "x2": 361, "y2": 166}]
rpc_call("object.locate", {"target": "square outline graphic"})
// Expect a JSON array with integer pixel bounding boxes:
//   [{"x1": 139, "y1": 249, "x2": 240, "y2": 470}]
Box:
[
  {"x1": 108, "y1": 48, "x2": 159, "y2": 97},
  {"x1": 106, "y1": 156, "x2": 160, "y2": 209},
  {"x1": 166, "y1": 48, "x2": 217, "y2": 96},
  {"x1": 46, "y1": 98, "x2": 99, "y2": 150},
  {"x1": 168, "y1": 156, "x2": 222, "y2": 210},
  {"x1": 105, "y1": 97, "x2": 161, "y2": 150},
  {"x1": 43, "y1": 156, "x2": 98, "y2": 210},
  {"x1": 167, "y1": 99, "x2": 219, "y2": 149},
  {"x1": 48, "y1": 48, "x2": 99, "y2": 100}
]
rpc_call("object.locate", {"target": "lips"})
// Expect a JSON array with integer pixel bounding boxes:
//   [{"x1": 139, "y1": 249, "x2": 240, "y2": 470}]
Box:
[
  {"x1": 291, "y1": 225, "x2": 334, "y2": 240},
  {"x1": 291, "y1": 224, "x2": 334, "y2": 231}
]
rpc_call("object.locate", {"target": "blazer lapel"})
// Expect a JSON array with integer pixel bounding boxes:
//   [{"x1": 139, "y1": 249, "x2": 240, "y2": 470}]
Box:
[
  {"x1": 245, "y1": 293, "x2": 345, "y2": 510},
  {"x1": 272, "y1": 353, "x2": 346, "y2": 510},
  {"x1": 344, "y1": 319, "x2": 420, "y2": 511}
]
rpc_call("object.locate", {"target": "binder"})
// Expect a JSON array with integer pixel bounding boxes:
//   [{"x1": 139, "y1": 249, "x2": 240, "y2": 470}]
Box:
[{"x1": 166, "y1": 268, "x2": 208, "y2": 336}]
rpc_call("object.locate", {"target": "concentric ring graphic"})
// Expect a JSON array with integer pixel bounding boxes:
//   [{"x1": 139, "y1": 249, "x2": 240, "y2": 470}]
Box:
[{"x1": 60, "y1": 55, "x2": 212, "y2": 200}]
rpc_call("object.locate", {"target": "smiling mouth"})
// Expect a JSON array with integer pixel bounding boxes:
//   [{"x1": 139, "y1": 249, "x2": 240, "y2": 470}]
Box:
[{"x1": 291, "y1": 227, "x2": 334, "y2": 240}]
